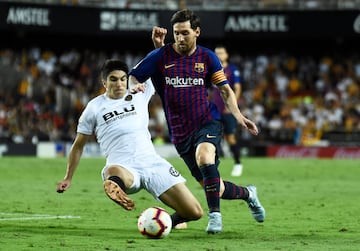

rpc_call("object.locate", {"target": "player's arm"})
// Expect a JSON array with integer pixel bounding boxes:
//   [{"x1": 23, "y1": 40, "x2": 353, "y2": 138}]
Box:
[
  {"x1": 152, "y1": 26, "x2": 167, "y2": 49},
  {"x1": 232, "y1": 66, "x2": 242, "y2": 102},
  {"x1": 56, "y1": 133, "x2": 91, "y2": 193},
  {"x1": 129, "y1": 49, "x2": 162, "y2": 93},
  {"x1": 218, "y1": 83, "x2": 258, "y2": 136},
  {"x1": 233, "y1": 82, "x2": 242, "y2": 102},
  {"x1": 223, "y1": 81, "x2": 241, "y2": 113}
]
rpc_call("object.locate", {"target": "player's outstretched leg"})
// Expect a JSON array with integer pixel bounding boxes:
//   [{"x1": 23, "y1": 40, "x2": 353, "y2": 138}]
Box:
[
  {"x1": 246, "y1": 185, "x2": 265, "y2": 222},
  {"x1": 104, "y1": 179, "x2": 135, "y2": 210}
]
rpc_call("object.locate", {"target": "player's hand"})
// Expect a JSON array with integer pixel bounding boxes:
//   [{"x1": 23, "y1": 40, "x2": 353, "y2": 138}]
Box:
[
  {"x1": 152, "y1": 26, "x2": 167, "y2": 48},
  {"x1": 130, "y1": 83, "x2": 146, "y2": 94},
  {"x1": 56, "y1": 179, "x2": 71, "y2": 193},
  {"x1": 240, "y1": 117, "x2": 259, "y2": 136}
]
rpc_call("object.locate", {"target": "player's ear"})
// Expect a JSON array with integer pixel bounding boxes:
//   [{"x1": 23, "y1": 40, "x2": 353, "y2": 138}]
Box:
[{"x1": 195, "y1": 27, "x2": 200, "y2": 37}]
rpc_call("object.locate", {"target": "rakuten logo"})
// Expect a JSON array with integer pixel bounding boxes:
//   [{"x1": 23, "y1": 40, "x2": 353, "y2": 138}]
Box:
[{"x1": 165, "y1": 76, "x2": 204, "y2": 87}]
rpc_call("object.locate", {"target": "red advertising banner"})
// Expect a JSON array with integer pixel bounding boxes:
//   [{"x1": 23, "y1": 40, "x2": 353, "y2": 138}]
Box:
[{"x1": 267, "y1": 145, "x2": 360, "y2": 159}]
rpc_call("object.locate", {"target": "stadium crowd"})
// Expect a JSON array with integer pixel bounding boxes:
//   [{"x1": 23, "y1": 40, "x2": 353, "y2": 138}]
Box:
[{"x1": 0, "y1": 47, "x2": 359, "y2": 146}]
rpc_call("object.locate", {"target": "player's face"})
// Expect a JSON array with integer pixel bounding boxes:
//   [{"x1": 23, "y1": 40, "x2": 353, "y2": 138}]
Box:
[
  {"x1": 172, "y1": 20, "x2": 200, "y2": 55},
  {"x1": 103, "y1": 70, "x2": 128, "y2": 99},
  {"x1": 215, "y1": 47, "x2": 228, "y2": 64}
]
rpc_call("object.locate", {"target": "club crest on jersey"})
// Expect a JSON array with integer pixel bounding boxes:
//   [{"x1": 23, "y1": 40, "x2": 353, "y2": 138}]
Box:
[
  {"x1": 125, "y1": 95, "x2": 132, "y2": 101},
  {"x1": 194, "y1": 63, "x2": 204, "y2": 73}
]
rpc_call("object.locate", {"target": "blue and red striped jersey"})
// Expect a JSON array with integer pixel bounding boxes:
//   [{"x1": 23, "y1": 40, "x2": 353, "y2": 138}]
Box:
[{"x1": 130, "y1": 44, "x2": 228, "y2": 143}]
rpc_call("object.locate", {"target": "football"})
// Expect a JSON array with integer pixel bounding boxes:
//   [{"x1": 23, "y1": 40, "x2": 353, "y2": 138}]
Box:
[{"x1": 137, "y1": 206, "x2": 172, "y2": 239}]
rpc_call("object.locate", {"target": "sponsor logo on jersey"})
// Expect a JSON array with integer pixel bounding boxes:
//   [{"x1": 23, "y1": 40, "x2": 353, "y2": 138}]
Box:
[
  {"x1": 102, "y1": 105, "x2": 136, "y2": 123},
  {"x1": 165, "y1": 76, "x2": 204, "y2": 88},
  {"x1": 206, "y1": 134, "x2": 216, "y2": 138},
  {"x1": 164, "y1": 63, "x2": 175, "y2": 69}
]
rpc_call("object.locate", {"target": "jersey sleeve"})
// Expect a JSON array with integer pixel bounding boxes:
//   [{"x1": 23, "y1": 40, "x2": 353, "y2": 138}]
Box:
[
  {"x1": 208, "y1": 50, "x2": 228, "y2": 86},
  {"x1": 231, "y1": 64, "x2": 242, "y2": 84},
  {"x1": 129, "y1": 48, "x2": 163, "y2": 83},
  {"x1": 143, "y1": 78, "x2": 155, "y2": 102},
  {"x1": 77, "y1": 101, "x2": 96, "y2": 135}
]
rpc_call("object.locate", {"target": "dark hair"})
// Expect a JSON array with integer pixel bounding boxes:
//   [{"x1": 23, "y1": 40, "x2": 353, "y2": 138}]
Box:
[
  {"x1": 101, "y1": 59, "x2": 128, "y2": 80},
  {"x1": 170, "y1": 9, "x2": 200, "y2": 30}
]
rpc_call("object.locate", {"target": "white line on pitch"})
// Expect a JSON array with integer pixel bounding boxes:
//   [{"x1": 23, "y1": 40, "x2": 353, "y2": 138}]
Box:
[{"x1": 0, "y1": 212, "x2": 80, "y2": 221}]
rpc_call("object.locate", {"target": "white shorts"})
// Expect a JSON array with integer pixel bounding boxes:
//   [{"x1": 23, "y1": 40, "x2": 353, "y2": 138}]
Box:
[{"x1": 101, "y1": 154, "x2": 186, "y2": 200}]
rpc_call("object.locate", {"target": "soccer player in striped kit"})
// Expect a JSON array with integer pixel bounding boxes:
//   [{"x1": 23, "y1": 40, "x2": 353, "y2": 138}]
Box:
[
  {"x1": 129, "y1": 9, "x2": 265, "y2": 234},
  {"x1": 211, "y1": 45, "x2": 244, "y2": 177}
]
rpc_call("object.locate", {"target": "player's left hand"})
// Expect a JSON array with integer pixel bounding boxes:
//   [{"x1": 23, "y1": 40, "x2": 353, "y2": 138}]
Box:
[{"x1": 241, "y1": 117, "x2": 259, "y2": 136}]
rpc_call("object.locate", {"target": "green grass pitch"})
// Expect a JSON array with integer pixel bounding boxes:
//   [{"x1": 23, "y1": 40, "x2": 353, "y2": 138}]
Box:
[{"x1": 0, "y1": 157, "x2": 359, "y2": 251}]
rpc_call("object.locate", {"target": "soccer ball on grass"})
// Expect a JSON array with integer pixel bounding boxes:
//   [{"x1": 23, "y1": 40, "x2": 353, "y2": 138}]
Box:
[{"x1": 137, "y1": 206, "x2": 172, "y2": 239}]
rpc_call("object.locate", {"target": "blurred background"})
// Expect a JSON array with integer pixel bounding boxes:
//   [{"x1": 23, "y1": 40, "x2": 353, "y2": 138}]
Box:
[{"x1": 0, "y1": 0, "x2": 359, "y2": 158}]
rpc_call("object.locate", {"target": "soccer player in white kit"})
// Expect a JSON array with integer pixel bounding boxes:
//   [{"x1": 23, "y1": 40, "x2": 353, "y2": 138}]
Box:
[{"x1": 56, "y1": 59, "x2": 203, "y2": 229}]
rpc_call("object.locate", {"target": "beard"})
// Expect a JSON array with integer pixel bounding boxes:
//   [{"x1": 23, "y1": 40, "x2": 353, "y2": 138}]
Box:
[{"x1": 176, "y1": 43, "x2": 191, "y2": 55}]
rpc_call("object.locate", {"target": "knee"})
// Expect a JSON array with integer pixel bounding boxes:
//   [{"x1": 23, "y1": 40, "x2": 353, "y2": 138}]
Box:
[
  {"x1": 196, "y1": 207, "x2": 204, "y2": 219},
  {"x1": 197, "y1": 154, "x2": 213, "y2": 166},
  {"x1": 196, "y1": 144, "x2": 216, "y2": 166},
  {"x1": 190, "y1": 205, "x2": 204, "y2": 220}
]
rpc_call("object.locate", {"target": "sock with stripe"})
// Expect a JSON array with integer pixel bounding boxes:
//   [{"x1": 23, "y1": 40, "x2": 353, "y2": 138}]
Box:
[
  {"x1": 200, "y1": 164, "x2": 221, "y2": 212},
  {"x1": 221, "y1": 181, "x2": 249, "y2": 200}
]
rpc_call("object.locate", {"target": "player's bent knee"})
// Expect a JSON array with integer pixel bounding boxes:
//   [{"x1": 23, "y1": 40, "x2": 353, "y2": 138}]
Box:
[
  {"x1": 193, "y1": 207, "x2": 203, "y2": 220},
  {"x1": 179, "y1": 201, "x2": 203, "y2": 220},
  {"x1": 189, "y1": 204, "x2": 203, "y2": 220}
]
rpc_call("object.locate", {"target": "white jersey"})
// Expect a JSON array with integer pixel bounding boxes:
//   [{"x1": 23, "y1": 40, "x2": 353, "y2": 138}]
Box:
[
  {"x1": 77, "y1": 80, "x2": 157, "y2": 163},
  {"x1": 78, "y1": 80, "x2": 185, "y2": 199}
]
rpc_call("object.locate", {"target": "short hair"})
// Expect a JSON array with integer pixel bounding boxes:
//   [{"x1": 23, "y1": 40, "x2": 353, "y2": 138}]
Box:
[
  {"x1": 170, "y1": 9, "x2": 200, "y2": 30},
  {"x1": 100, "y1": 59, "x2": 128, "y2": 80}
]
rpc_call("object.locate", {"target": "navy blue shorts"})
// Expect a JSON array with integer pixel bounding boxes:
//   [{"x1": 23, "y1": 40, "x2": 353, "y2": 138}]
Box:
[
  {"x1": 221, "y1": 113, "x2": 237, "y2": 135},
  {"x1": 175, "y1": 120, "x2": 223, "y2": 182}
]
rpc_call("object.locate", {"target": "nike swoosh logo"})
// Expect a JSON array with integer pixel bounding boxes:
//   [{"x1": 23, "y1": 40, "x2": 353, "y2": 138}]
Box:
[
  {"x1": 164, "y1": 64, "x2": 175, "y2": 69},
  {"x1": 206, "y1": 134, "x2": 216, "y2": 138}
]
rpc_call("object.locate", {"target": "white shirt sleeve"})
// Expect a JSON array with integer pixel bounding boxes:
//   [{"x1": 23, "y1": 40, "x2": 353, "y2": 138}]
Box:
[
  {"x1": 77, "y1": 99, "x2": 97, "y2": 135},
  {"x1": 144, "y1": 78, "x2": 155, "y2": 102}
]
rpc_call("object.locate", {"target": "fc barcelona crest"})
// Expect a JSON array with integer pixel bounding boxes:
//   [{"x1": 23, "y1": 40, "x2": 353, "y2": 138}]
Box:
[{"x1": 194, "y1": 62, "x2": 204, "y2": 73}]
